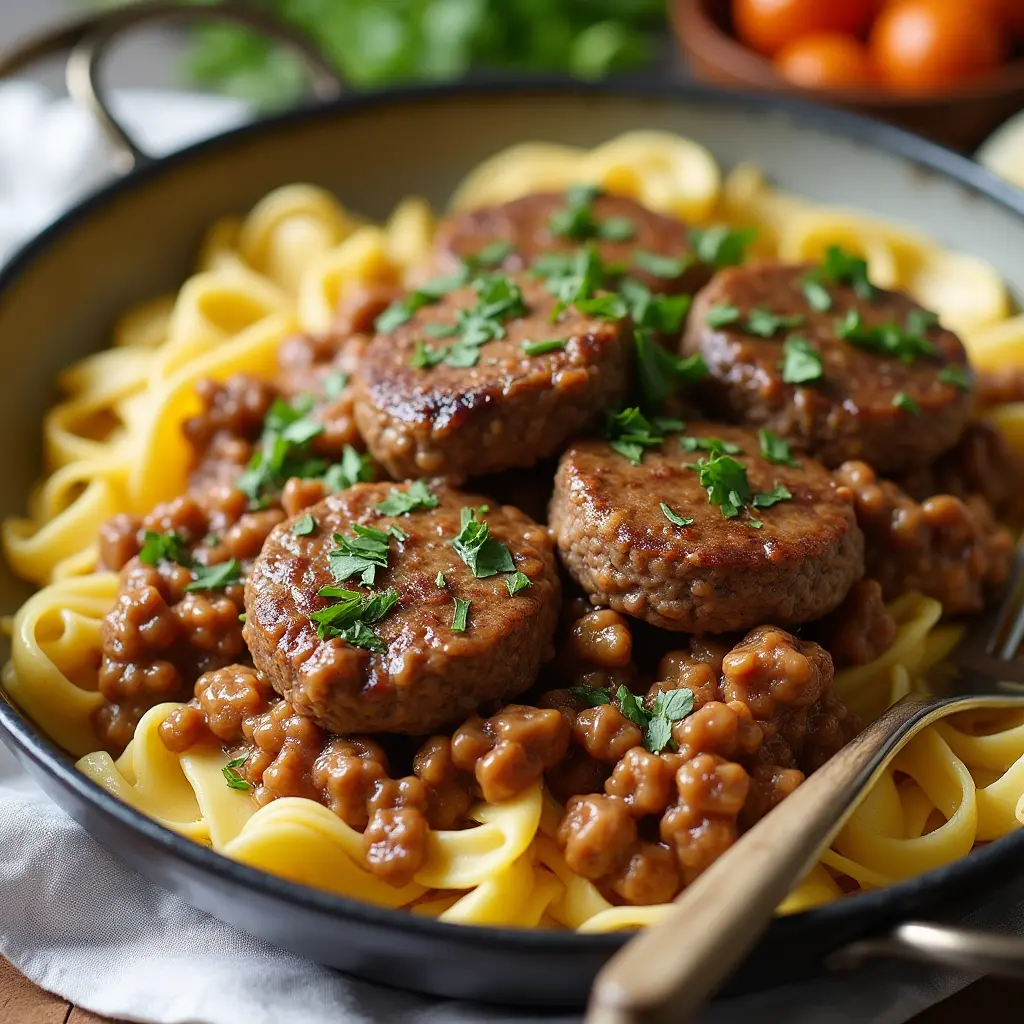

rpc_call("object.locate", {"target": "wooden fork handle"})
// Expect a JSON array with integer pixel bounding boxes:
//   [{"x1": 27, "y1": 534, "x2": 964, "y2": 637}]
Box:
[{"x1": 586, "y1": 696, "x2": 934, "y2": 1024}]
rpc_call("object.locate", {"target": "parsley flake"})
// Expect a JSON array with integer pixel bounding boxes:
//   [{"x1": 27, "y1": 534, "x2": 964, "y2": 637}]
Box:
[
  {"x1": 752, "y1": 483, "x2": 793, "y2": 508},
  {"x1": 222, "y1": 755, "x2": 249, "y2": 791},
  {"x1": 780, "y1": 338, "x2": 823, "y2": 384},
  {"x1": 569, "y1": 684, "x2": 612, "y2": 707},
  {"x1": 644, "y1": 689, "x2": 696, "y2": 754},
  {"x1": 680, "y1": 436, "x2": 742, "y2": 455},
  {"x1": 505, "y1": 570, "x2": 532, "y2": 595},
  {"x1": 599, "y1": 217, "x2": 636, "y2": 242},
  {"x1": 634, "y1": 332, "x2": 706, "y2": 412},
  {"x1": 376, "y1": 481, "x2": 439, "y2": 516},
  {"x1": 836, "y1": 309, "x2": 938, "y2": 364},
  {"x1": 451, "y1": 598, "x2": 471, "y2": 633},
  {"x1": 323, "y1": 371, "x2": 348, "y2": 401},
  {"x1": 616, "y1": 685, "x2": 650, "y2": 729},
  {"x1": 435, "y1": 571, "x2": 447, "y2": 588},
  {"x1": 328, "y1": 525, "x2": 392, "y2": 586},
  {"x1": 937, "y1": 365, "x2": 971, "y2": 391},
  {"x1": 821, "y1": 245, "x2": 875, "y2": 301},
  {"x1": 801, "y1": 273, "x2": 833, "y2": 312},
  {"x1": 660, "y1": 503, "x2": 693, "y2": 528},
  {"x1": 632, "y1": 250, "x2": 694, "y2": 280},
  {"x1": 758, "y1": 429, "x2": 801, "y2": 468},
  {"x1": 185, "y1": 559, "x2": 242, "y2": 592},
  {"x1": 375, "y1": 271, "x2": 468, "y2": 333},
  {"x1": 690, "y1": 225, "x2": 757, "y2": 269},
  {"x1": 139, "y1": 530, "x2": 190, "y2": 568},
  {"x1": 688, "y1": 450, "x2": 752, "y2": 519},
  {"x1": 409, "y1": 340, "x2": 448, "y2": 368},
  {"x1": 522, "y1": 338, "x2": 567, "y2": 356},
  {"x1": 451, "y1": 508, "x2": 515, "y2": 578},
  {"x1": 705, "y1": 303, "x2": 741, "y2": 328},
  {"x1": 292, "y1": 514, "x2": 316, "y2": 536},
  {"x1": 471, "y1": 240, "x2": 514, "y2": 268},
  {"x1": 893, "y1": 391, "x2": 922, "y2": 416},
  {"x1": 746, "y1": 308, "x2": 806, "y2": 338},
  {"x1": 602, "y1": 407, "x2": 678, "y2": 465},
  {"x1": 310, "y1": 586, "x2": 400, "y2": 651}
]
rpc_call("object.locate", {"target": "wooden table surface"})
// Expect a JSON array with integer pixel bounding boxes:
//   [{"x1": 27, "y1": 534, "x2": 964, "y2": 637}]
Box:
[{"x1": 3, "y1": 954, "x2": 1023, "y2": 1023}]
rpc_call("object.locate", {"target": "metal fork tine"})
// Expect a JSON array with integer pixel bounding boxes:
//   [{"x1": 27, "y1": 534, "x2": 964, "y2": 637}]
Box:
[{"x1": 984, "y1": 545, "x2": 1024, "y2": 657}]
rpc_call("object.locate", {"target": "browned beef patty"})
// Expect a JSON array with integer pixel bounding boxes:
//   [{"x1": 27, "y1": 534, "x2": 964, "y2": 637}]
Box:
[
  {"x1": 353, "y1": 273, "x2": 631, "y2": 482},
  {"x1": 680, "y1": 264, "x2": 973, "y2": 474},
  {"x1": 433, "y1": 191, "x2": 709, "y2": 295},
  {"x1": 244, "y1": 481, "x2": 561, "y2": 734},
  {"x1": 549, "y1": 423, "x2": 864, "y2": 633}
]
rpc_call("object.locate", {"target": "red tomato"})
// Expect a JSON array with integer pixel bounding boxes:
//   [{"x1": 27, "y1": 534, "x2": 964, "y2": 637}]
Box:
[
  {"x1": 869, "y1": 0, "x2": 1007, "y2": 92},
  {"x1": 774, "y1": 32, "x2": 878, "y2": 89},
  {"x1": 733, "y1": 0, "x2": 878, "y2": 56}
]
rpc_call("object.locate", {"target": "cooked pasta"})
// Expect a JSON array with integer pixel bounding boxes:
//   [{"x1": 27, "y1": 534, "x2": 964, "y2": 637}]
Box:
[{"x1": 4, "y1": 130, "x2": 1024, "y2": 932}]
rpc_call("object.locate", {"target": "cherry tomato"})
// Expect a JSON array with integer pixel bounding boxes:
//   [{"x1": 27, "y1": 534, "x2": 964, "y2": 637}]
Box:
[
  {"x1": 869, "y1": 0, "x2": 1007, "y2": 92},
  {"x1": 774, "y1": 33, "x2": 878, "y2": 89},
  {"x1": 733, "y1": 0, "x2": 878, "y2": 56}
]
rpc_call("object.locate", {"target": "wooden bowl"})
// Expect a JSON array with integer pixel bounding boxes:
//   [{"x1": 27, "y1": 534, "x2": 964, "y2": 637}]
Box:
[{"x1": 672, "y1": 0, "x2": 1024, "y2": 151}]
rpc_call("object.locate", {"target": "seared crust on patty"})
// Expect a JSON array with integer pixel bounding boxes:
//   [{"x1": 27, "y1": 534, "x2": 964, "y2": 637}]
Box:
[
  {"x1": 433, "y1": 191, "x2": 709, "y2": 296},
  {"x1": 549, "y1": 423, "x2": 864, "y2": 633},
  {"x1": 680, "y1": 264, "x2": 973, "y2": 474},
  {"x1": 353, "y1": 273, "x2": 631, "y2": 482},
  {"x1": 244, "y1": 481, "x2": 561, "y2": 734}
]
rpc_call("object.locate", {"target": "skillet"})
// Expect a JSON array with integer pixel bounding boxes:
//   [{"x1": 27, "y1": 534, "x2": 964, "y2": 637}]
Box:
[{"x1": 2, "y1": 2, "x2": 1024, "y2": 1008}]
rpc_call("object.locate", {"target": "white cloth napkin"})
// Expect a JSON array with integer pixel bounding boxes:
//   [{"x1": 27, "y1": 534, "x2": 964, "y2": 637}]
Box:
[{"x1": 0, "y1": 81, "x2": 1014, "y2": 1024}]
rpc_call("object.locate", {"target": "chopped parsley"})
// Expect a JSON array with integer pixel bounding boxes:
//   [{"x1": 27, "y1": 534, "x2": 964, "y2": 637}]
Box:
[
  {"x1": 937, "y1": 365, "x2": 971, "y2": 391},
  {"x1": 568, "y1": 684, "x2": 613, "y2": 707},
  {"x1": 759, "y1": 429, "x2": 801, "y2": 468},
  {"x1": 451, "y1": 507, "x2": 515, "y2": 579},
  {"x1": 435, "y1": 571, "x2": 447, "y2": 588},
  {"x1": 745, "y1": 308, "x2": 806, "y2": 338},
  {"x1": 687, "y1": 450, "x2": 793, "y2": 522},
  {"x1": 602, "y1": 407, "x2": 679, "y2": 465},
  {"x1": 620, "y1": 279, "x2": 692, "y2": 334},
  {"x1": 203, "y1": 533, "x2": 220, "y2": 548},
  {"x1": 185, "y1": 559, "x2": 243, "y2": 592},
  {"x1": 522, "y1": 338, "x2": 567, "y2": 356},
  {"x1": 292, "y1": 514, "x2": 316, "y2": 536},
  {"x1": 534, "y1": 244, "x2": 606, "y2": 309},
  {"x1": 375, "y1": 271, "x2": 467, "y2": 333},
  {"x1": 222, "y1": 755, "x2": 249, "y2": 791},
  {"x1": 139, "y1": 530, "x2": 189, "y2": 567},
  {"x1": 309, "y1": 586, "x2": 400, "y2": 651},
  {"x1": 690, "y1": 225, "x2": 757, "y2": 269},
  {"x1": 801, "y1": 273, "x2": 833, "y2": 312},
  {"x1": 835, "y1": 309, "x2": 938, "y2": 364},
  {"x1": 680, "y1": 436, "x2": 741, "y2": 455},
  {"x1": 820, "y1": 245, "x2": 875, "y2": 301},
  {"x1": 409, "y1": 340, "x2": 449, "y2": 368},
  {"x1": 660, "y1": 502, "x2": 693, "y2": 528},
  {"x1": 705, "y1": 303, "x2": 741, "y2": 328},
  {"x1": 634, "y1": 333, "x2": 707, "y2": 412},
  {"x1": 387, "y1": 524, "x2": 408, "y2": 541},
  {"x1": 548, "y1": 184, "x2": 635, "y2": 243},
  {"x1": 323, "y1": 371, "x2": 348, "y2": 401},
  {"x1": 893, "y1": 391, "x2": 922, "y2": 416},
  {"x1": 327, "y1": 524, "x2": 392, "y2": 586},
  {"x1": 643, "y1": 689, "x2": 696, "y2": 754},
  {"x1": 469, "y1": 240, "x2": 514, "y2": 269},
  {"x1": 505, "y1": 570, "x2": 532, "y2": 595},
  {"x1": 323, "y1": 447, "x2": 374, "y2": 493},
  {"x1": 632, "y1": 250, "x2": 695, "y2": 280},
  {"x1": 376, "y1": 481, "x2": 439, "y2": 516},
  {"x1": 573, "y1": 293, "x2": 629, "y2": 321},
  {"x1": 780, "y1": 338, "x2": 823, "y2": 384},
  {"x1": 451, "y1": 597, "x2": 471, "y2": 633}
]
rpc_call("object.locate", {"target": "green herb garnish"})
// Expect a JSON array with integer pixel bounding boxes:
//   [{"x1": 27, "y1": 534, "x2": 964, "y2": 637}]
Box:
[
  {"x1": 836, "y1": 309, "x2": 938, "y2": 364},
  {"x1": 602, "y1": 406, "x2": 678, "y2": 465},
  {"x1": 185, "y1": 559, "x2": 244, "y2": 592},
  {"x1": 745, "y1": 308, "x2": 805, "y2": 338},
  {"x1": 505, "y1": 570, "x2": 532, "y2": 595},
  {"x1": 139, "y1": 530, "x2": 190, "y2": 567},
  {"x1": 820, "y1": 245, "x2": 875, "y2": 301},
  {"x1": 292, "y1": 514, "x2": 316, "y2": 536},
  {"x1": 522, "y1": 338, "x2": 567, "y2": 356},
  {"x1": 569, "y1": 684, "x2": 612, "y2": 707},
  {"x1": 801, "y1": 273, "x2": 833, "y2": 312},
  {"x1": 323, "y1": 371, "x2": 348, "y2": 401},
  {"x1": 937, "y1": 365, "x2": 971, "y2": 391},
  {"x1": 451, "y1": 507, "x2": 515, "y2": 578},
  {"x1": 758, "y1": 429, "x2": 801, "y2": 468},
  {"x1": 660, "y1": 502, "x2": 693, "y2": 528},
  {"x1": 893, "y1": 391, "x2": 922, "y2": 416},
  {"x1": 705, "y1": 303, "x2": 741, "y2": 328},
  {"x1": 690, "y1": 225, "x2": 757, "y2": 269},
  {"x1": 643, "y1": 689, "x2": 696, "y2": 754},
  {"x1": 222, "y1": 755, "x2": 249, "y2": 791},
  {"x1": 310, "y1": 586, "x2": 400, "y2": 651},
  {"x1": 327, "y1": 524, "x2": 392, "y2": 586},
  {"x1": 375, "y1": 271, "x2": 468, "y2": 333},
  {"x1": 780, "y1": 338, "x2": 823, "y2": 384},
  {"x1": 632, "y1": 250, "x2": 694, "y2": 279},
  {"x1": 752, "y1": 483, "x2": 793, "y2": 508},
  {"x1": 451, "y1": 597, "x2": 471, "y2": 632},
  {"x1": 376, "y1": 481, "x2": 439, "y2": 516},
  {"x1": 680, "y1": 436, "x2": 741, "y2": 455},
  {"x1": 435, "y1": 571, "x2": 447, "y2": 588}
]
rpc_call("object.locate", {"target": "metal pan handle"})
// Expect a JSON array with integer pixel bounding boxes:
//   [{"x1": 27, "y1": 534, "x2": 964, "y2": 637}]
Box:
[
  {"x1": 830, "y1": 921, "x2": 1024, "y2": 979},
  {"x1": 0, "y1": 0, "x2": 343, "y2": 175}
]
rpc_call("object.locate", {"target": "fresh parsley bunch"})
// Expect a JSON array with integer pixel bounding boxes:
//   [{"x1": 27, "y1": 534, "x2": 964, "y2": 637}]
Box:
[{"x1": 172, "y1": 0, "x2": 666, "y2": 107}]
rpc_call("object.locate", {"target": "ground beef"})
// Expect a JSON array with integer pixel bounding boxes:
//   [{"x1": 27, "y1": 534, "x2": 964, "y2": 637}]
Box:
[
  {"x1": 432, "y1": 190, "x2": 708, "y2": 297},
  {"x1": 244, "y1": 481, "x2": 561, "y2": 734},
  {"x1": 352, "y1": 273, "x2": 631, "y2": 482},
  {"x1": 93, "y1": 488, "x2": 280, "y2": 752},
  {"x1": 550, "y1": 423, "x2": 864, "y2": 633},
  {"x1": 834, "y1": 460, "x2": 1015, "y2": 616},
  {"x1": 813, "y1": 579, "x2": 897, "y2": 668},
  {"x1": 899, "y1": 420, "x2": 1024, "y2": 521},
  {"x1": 680, "y1": 263, "x2": 973, "y2": 474}
]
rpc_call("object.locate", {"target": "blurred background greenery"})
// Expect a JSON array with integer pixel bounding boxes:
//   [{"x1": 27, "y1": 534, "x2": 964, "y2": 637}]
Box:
[{"x1": 125, "y1": 0, "x2": 670, "y2": 107}]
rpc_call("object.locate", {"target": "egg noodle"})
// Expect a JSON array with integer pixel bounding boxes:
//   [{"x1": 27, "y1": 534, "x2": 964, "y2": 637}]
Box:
[{"x1": 4, "y1": 131, "x2": 1024, "y2": 931}]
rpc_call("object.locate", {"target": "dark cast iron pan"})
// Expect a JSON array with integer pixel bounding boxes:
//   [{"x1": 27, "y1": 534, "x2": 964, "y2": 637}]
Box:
[{"x1": 2, "y1": 1, "x2": 1024, "y2": 1009}]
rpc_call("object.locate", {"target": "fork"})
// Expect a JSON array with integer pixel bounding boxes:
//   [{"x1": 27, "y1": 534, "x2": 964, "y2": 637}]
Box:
[{"x1": 587, "y1": 546, "x2": 1024, "y2": 1024}]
